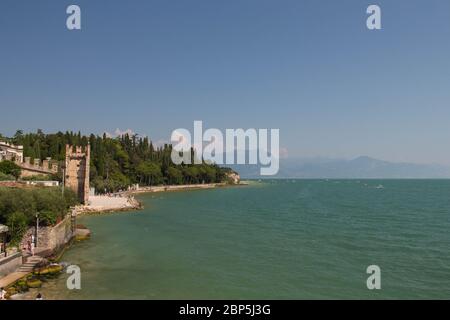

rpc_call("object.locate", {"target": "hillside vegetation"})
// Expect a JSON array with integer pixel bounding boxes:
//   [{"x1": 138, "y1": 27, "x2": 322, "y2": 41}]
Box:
[{"x1": 2, "y1": 130, "x2": 236, "y2": 192}]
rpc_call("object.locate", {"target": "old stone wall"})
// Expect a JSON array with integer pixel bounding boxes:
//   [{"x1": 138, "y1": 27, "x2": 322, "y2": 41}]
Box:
[
  {"x1": 40, "y1": 214, "x2": 74, "y2": 253},
  {"x1": 0, "y1": 252, "x2": 23, "y2": 277},
  {"x1": 19, "y1": 157, "x2": 58, "y2": 178},
  {"x1": 21, "y1": 213, "x2": 75, "y2": 257}
]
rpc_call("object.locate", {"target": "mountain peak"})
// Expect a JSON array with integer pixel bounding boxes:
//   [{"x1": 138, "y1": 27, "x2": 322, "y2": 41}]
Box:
[
  {"x1": 352, "y1": 155, "x2": 377, "y2": 162},
  {"x1": 233, "y1": 156, "x2": 450, "y2": 178}
]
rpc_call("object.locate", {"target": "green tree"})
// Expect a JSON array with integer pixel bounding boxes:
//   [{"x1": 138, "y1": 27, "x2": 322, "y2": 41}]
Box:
[
  {"x1": 183, "y1": 166, "x2": 199, "y2": 184},
  {"x1": 0, "y1": 160, "x2": 21, "y2": 180},
  {"x1": 1, "y1": 129, "x2": 236, "y2": 192},
  {"x1": 167, "y1": 167, "x2": 182, "y2": 185},
  {"x1": 6, "y1": 212, "x2": 28, "y2": 245},
  {"x1": 136, "y1": 161, "x2": 162, "y2": 186}
]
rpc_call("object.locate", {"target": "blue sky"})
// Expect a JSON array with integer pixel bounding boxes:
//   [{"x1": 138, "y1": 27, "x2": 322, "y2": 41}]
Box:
[{"x1": 1, "y1": 0, "x2": 450, "y2": 164}]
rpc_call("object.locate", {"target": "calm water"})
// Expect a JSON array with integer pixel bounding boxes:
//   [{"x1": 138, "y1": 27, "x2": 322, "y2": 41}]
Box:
[{"x1": 37, "y1": 180, "x2": 450, "y2": 299}]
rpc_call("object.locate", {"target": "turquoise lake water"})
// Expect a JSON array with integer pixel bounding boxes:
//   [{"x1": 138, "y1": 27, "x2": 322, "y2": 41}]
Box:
[{"x1": 38, "y1": 180, "x2": 450, "y2": 299}]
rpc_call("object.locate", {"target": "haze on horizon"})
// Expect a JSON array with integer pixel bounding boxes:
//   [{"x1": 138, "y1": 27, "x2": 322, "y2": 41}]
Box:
[{"x1": 1, "y1": 1, "x2": 450, "y2": 165}]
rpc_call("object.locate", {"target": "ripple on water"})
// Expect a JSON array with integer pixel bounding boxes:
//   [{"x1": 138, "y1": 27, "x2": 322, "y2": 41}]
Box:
[{"x1": 33, "y1": 180, "x2": 450, "y2": 299}]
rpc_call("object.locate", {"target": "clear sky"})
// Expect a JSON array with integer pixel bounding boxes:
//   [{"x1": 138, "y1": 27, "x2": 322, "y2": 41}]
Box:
[{"x1": 1, "y1": 0, "x2": 450, "y2": 164}]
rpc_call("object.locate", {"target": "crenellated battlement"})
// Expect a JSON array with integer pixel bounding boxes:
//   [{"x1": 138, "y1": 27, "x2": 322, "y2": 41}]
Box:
[
  {"x1": 0, "y1": 140, "x2": 58, "y2": 176},
  {"x1": 21, "y1": 157, "x2": 58, "y2": 175},
  {"x1": 65, "y1": 144, "x2": 90, "y2": 204}
]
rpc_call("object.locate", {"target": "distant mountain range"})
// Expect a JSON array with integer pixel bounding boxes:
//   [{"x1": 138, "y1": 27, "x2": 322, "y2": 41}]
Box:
[{"x1": 231, "y1": 156, "x2": 450, "y2": 179}]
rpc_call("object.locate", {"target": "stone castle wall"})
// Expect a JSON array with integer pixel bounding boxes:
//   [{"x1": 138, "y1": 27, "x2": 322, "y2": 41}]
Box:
[
  {"x1": 65, "y1": 145, "x2": 90, "y2": 204},
  {"x1": 1, "y1": 141, "x2": 91, "y2": 203},
  {"x1": 0, "y1": 141, "x2": 58, "y2": 178}
]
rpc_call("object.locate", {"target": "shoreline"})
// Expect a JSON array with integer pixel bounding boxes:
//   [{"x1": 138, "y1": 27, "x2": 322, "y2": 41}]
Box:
[
  {"x1": 1, "y1": 182, "x2": 246, "y2": 299},
  {"x1": 77, "y1": 182, "x2": 246, "y2": 215}
]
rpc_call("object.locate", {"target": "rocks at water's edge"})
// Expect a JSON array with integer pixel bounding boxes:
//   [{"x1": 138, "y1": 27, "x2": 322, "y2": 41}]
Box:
[
  {"x1": 226, "y1": 171, "x2": 241, "y2": 184},
  {"x1": 75, "y1": 228, "x2": 91, "y2": 241},
  {"x1": 34, "y1": 264, "x2": 63, "y2": 277},
  {"x1": 5, "y1": 263, "x2": 65, "y2": 298},
  {"x1": 26, "y1": 278, "x2": 42, "y2": 288}
]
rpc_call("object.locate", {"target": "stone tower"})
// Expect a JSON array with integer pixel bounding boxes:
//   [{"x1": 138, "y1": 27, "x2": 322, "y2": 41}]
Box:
[{"x1": 65, "y1": 145, "x2": 90, "y2": 204}]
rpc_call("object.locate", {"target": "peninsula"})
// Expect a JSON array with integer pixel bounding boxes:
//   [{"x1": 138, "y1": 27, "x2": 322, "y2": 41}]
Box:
[{"x1": 0, "y1": 130, "x2": 241, "y2": 299}]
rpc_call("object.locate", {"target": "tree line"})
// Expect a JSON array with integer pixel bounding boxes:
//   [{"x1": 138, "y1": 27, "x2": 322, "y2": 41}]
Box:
[{"x1": 2, "y1": 130, "x2": 236, "y2": 192}]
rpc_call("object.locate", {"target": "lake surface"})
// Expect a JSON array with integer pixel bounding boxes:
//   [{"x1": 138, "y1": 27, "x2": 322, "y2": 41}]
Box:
[{"x1": 37, "y1": 180, "x2": 450, "y2": 299}]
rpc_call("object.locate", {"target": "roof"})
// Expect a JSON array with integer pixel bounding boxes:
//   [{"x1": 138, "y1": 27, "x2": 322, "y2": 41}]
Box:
[{"x1": 0, "y1": 224, "x2": 8, "y2": 233}]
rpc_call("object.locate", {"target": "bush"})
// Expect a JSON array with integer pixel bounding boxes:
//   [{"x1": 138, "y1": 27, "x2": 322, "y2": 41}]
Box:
[
  {"x1": 39, "y1": 210, "x2": 57, "y2": 226},
  {"x1": 0, "y1": 161, "x2": 21, "y2": 180},
  {"x1": 21, "y1": 174, "x2": 54, "y2": 182},
  {"x1": 0, "y1": 187, "x2": 79, "y2": 244},
  {"x1": 0, "y1": 172, "x2": 15, "y2": 181},
  {"x1": 6, "y1": 212, "x2": 28, "y2": 246}
]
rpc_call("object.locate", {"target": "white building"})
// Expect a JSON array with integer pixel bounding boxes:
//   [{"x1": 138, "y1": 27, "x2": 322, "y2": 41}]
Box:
[{"x1": 0, "y1": 141, "x2": 23, "y2": 163}]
